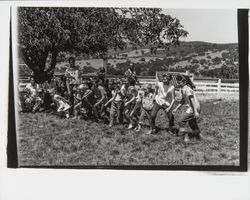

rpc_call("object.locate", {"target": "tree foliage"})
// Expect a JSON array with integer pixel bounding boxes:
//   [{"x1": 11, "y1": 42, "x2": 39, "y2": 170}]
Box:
[{"x1": 19, "y1": 7, "x2": 188, "y2": 83}]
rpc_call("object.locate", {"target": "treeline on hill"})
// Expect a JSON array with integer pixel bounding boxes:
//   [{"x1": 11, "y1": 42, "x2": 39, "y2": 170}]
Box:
[
  {"x1": 86, "y1": 41, "x2": 238, "y2": 79},
  {"x1": 19, "y1": 41, "x2": 239, "y2": 79}
]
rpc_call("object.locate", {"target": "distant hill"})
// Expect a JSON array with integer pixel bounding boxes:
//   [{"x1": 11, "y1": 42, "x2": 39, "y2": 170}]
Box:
[{"x1": 19, "y1": 41, "x2": 239, "y2": 79}]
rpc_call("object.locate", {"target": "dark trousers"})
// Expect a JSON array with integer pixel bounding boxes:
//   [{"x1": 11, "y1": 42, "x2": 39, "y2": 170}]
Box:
[
  {"x1": 139, "y1": 107, "x2": 151, "y2": 124},
  {"x1": 125, "y1": 102, "x2": 140, "y2": 125},
  {"x1": 150, "y1": 102, "x2": 174, "y2": 130},
  {"x1": 178, "y1": 112, "x2": 200, "y2": 134},
  {"x1": 93, "y1": 102, "x2": 109, "y2": 120}
]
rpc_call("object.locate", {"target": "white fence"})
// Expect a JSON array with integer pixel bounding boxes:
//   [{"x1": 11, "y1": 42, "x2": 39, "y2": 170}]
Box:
[
  {"x1": 139, "y1": 78, "x2": 239, "y2": 96},
  {"x1": 195, "y1": 79, "x2": 239, "y2": 95},
  {"x1": 19, "y1": 75, "x2": 239, "y2": 97}
]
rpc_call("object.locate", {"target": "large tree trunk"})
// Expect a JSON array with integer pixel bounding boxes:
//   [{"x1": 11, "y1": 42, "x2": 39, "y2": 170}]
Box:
[
  {"x1": 21, "y1": 49, "x2": 58, "y2": 84},
  {"x1": 47, "y1": 50, "x2": 58, "y2": 73},
  {"x1": 103, "y1": 55, "x2": 108, "y2": 75}
]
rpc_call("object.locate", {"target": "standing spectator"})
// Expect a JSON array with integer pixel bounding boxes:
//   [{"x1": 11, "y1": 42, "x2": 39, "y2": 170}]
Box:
[
  {"x1": 96, "y1": 67, "x2": 106, "y2": 86},
  {"x1": 124, "y1": 63, "x2": 140, "y2": 86},
  {"x1": 65, "y1": 56, "x2": 81, "y2": 113}
]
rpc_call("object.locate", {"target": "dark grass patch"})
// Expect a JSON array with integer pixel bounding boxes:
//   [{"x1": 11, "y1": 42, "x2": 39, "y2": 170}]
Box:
[{"x1": 17, "y1": 100, "x2": 240, "y2": 166}]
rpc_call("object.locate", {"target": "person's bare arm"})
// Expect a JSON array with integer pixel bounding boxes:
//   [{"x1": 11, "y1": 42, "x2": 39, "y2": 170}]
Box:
[
  {"x1": 94, "y1": 93, "x2": 106, "y2": 107},
  {"x1": 82, "y1": 90, "x2": 93, "y2": 99},
  {"x1": 165, "y1": 89, "x2": 176, "y2": 113},
  {"x1": 190, "y1": 96, "x2": 199, "y2": 118},
  {"x1": 125, "y1": 95, "x2": 136, "y2": 107},
  {"x1": 74, "y1": 102, "x2": 82, "y2": 109},
  {"x1": 172, "y1": 96, "x2": 184, "y2": 115},
  {"x1": 66, "y1": 79, "x2": 71, "y2": 96},
  {"x1": 105, "y1": 91, "x2": 117, "y2": 107},
  {"x1": 152, "y1": 85, "x2": 159, "y2": 100}
]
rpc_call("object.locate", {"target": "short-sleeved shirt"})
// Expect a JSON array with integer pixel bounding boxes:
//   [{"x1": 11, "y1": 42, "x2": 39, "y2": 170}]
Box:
[
  {"x1": 65, "y1": 66, "x2": 81, "y2": 85},
  {"x1": 142, "y1": 92, "x2": 154, "y2": 110},
  {"x1": 154, "y1": 82, "x2": 175, "y2": 107},
  {"x1": 181, "y1": 85, "x2": 200, "y2": 114},
  {"x1": 114, "y1": 85, "x2": 126, "y2": 101},
  {"x1": 95, "y1": 85, "x2": 107, "y2": 102},
  {"x1": 136, "y1": 90, "x2": 144, "y2": 103}
]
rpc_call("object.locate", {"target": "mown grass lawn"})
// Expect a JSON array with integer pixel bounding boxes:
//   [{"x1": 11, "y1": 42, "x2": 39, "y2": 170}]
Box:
[{"x1": 17, "y1": 100, "x2": 239, "y2": 166}]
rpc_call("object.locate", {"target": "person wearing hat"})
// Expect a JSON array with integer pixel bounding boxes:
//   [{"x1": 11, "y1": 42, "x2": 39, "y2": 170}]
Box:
[
  {"x1": 170, "y1": 75, "x2": 201, "y2": 143},
  {"x1": 148, "y1": 73, "x2": 176, "y2": 134}
]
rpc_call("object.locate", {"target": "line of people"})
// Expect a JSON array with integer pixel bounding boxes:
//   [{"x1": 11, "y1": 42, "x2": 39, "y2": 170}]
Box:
[{"x1": 19, "y1": 57, "x2": 201, "y2": 142}]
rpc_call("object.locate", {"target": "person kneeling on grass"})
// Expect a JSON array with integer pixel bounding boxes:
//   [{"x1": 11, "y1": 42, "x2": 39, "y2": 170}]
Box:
[
  {"x1": 171, "y1": 75, "x2": 201, "y2": 143},
  {"x1": 50, "y1": 89, "x2": 71, "y2": 118},
  {"x1": 23, "y1": 77, "x2": 43, "y2": 113}
]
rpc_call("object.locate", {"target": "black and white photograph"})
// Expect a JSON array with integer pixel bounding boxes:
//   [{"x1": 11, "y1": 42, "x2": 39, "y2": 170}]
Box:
[
  {"x1": 13, "y1": 7, "x2": 244, "y2": 167},
  {"x1": 0, "y1": 1, "x2": 249, "y2": 200}
]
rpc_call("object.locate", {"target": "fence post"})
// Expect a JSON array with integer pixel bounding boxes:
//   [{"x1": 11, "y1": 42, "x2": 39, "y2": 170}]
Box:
[{"x1": 217, "y1": 78, "x2": 221, "y2": 98}]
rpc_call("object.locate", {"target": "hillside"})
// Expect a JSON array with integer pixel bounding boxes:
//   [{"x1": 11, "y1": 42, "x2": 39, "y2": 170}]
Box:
[{"x1": 19, "y1": 41, "x2": 239, "y2": 79}]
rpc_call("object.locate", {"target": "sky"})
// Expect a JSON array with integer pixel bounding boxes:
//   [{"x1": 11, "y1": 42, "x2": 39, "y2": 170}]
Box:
[{"x1": 162, "y1": 9, "x2": 238, "y2": 43}]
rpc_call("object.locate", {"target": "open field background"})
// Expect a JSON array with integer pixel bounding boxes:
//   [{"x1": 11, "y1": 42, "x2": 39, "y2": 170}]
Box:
[{"x1": 17, "y1": 99, "x2": 239, "y2": 166}]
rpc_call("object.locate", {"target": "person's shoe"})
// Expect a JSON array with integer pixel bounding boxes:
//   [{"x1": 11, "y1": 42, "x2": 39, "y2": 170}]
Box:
[
  {"x1": 38, "y1": 108, "x2": 45, "y2": 112},
  {"x1": 134, "y1": 125, "x2": 141, "y2": 132},
  {"x1": 184, "y1": 133, "x2": 190, "y2": 143},
  {"x1": 168, "y1": 128, "x2": 177, "y2": 136},
  {"x1": 127, "y1": 123, "x2": 133, "y2": 129},
  {"x1": 193, "y1": 130, "x2": 201, "y2": 140},
  {"x1": 66, "y1": 113, "x2": 70, "y2": 119},
  {"x1": 194, "y1": 133, "x2": 202, "y2": 140},
  {"x1": 146, "y1": 129, "x2": 156, "y2": 135}
]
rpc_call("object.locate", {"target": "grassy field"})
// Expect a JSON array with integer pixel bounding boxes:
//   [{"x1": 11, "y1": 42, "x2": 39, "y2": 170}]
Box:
[{"x1": 17, "y1": 100, "x2": 239, "y2": 166}]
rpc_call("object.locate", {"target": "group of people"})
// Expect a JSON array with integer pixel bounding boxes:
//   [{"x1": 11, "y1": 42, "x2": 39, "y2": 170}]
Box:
[{"x1": 19, "y1": 57, "x2": 201, "y2": 142}]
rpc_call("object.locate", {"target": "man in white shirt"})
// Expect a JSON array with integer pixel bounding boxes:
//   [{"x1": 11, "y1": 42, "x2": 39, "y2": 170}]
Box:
[
  {"x1": 148, "y1": 73, "x2": 175, "y2": 134},
  {"x1": 65, "y1": 56, "x2": 81, "y2": 114}
]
